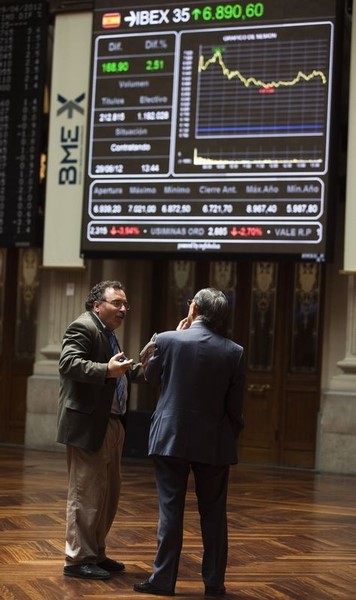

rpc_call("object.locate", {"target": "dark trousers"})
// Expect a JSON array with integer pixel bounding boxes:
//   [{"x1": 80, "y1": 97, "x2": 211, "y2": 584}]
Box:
[{"x1": 149, "y1": 455, "x2": 230, "y2": 592}]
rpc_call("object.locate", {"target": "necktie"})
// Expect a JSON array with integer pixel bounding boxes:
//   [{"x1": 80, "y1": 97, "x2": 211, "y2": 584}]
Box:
[{"x1": 107, "y1": 330, "x2": 126, "y2": 414}]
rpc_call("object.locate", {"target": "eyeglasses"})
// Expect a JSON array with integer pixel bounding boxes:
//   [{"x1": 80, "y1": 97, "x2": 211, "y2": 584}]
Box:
[{"x1": 102, "y1": 299, "x2": 130, "y2": 310}]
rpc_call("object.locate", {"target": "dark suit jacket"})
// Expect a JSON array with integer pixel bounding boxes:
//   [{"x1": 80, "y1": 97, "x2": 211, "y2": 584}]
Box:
[
  {"x1": 145, "y1": 320, "x2": 245, "y2": 466},
  {"x1": 56, "y1": 311, "x2": 142, "y2": 451}
]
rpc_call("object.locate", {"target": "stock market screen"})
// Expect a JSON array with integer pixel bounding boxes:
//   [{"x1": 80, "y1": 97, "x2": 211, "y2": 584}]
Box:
[{"x1": 81, "y1": 0, "x2": 342, "y2": 260}]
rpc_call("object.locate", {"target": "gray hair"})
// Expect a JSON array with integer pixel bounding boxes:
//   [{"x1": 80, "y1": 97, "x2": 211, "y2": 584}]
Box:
[{"x1": 193, "y1": 287, "x2": 229, "y2": 331}]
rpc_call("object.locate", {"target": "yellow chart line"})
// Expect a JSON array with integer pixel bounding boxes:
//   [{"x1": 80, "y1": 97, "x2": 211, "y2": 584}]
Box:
[
  {"x1": 193, "y1": 149, "x2": 323, "y2": 166},
  {"x1": 198, "y1": 50, "x2": 327, "y2": 88}
]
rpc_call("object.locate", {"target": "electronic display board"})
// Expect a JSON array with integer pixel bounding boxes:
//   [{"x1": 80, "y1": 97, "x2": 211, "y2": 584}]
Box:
[
  {"x1": 0, "y1": 0, "x2": 47, "y2": 247},
  {"x1": 81, "y1": 0, "x2": 342, "y2": 260}
]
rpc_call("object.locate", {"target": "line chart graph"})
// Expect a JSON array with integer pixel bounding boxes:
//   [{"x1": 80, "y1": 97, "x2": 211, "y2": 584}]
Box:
[
  {"x1": 195, "y1": 29, "x2": 331, "y2": 138},
  {"x1": 174, "y1": 22, "x2": 334, "y2": 175},
  {"x1": 198, "y1": 49, "x2": 327, "y2": 90}
]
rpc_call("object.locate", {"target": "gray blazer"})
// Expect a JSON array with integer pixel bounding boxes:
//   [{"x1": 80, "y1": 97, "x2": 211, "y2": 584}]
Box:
[
  {"x1": 145, "y1": 320, "x2": 245, "y2": 465},
  {"x1": 56, "y1": 311, "x2": 142, "y2": 451}
]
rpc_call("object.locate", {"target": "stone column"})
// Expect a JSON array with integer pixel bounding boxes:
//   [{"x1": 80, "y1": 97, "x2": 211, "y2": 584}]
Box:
[
  {"x1": 317, "y1": 274, "x2": 356, "y2": 472},
  {"x1": 25, "y1": 268, "x2": 89, "y2": 450}
]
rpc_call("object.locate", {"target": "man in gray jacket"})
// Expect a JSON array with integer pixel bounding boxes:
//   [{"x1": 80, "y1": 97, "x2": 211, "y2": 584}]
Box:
[
  {"x1": 134, "y1": 287, "x2": 245, "y2": 597},
  {"x1": 57, "y1": 280, "x2": 142, "y2": 580}
]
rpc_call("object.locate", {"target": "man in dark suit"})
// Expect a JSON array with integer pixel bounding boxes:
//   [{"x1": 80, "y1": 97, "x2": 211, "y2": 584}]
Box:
[
  {"x1": 57, "y1": 280, "x2": 143, "y2": 580},
  {"x1": 134, "y1": 287, "x2": 245, "y2": 597}
]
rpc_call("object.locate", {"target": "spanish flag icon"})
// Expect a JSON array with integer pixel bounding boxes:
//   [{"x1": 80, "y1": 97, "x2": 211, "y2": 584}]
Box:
[{"x1": 102, "y1": 13, "x2": 121, "y2": 28}]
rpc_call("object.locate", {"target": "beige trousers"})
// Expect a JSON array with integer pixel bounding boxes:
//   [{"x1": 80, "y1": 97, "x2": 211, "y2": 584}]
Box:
[{"x1": 64, "y1": 418, "x2": 125, "y2": 566}]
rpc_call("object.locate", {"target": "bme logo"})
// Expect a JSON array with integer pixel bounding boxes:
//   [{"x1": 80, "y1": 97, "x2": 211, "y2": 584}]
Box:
[
  {"x1": 57, "y1": 93, "x2": 85, "y2": 185},
  {"x1": 57, "y1": 93, "x2": 85, "y2": 118}
]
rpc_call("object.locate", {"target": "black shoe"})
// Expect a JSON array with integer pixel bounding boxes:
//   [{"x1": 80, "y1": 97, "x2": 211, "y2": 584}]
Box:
[
  {"x1": 63, "y1": 563, "x2": 111, "y2": 579},
  {"x1": 97, "y1": 557, "x2": 125, "y2": 572},
  {"x1": 133, "y1": 580, "x2": 175, "y2": 596},
  {"x1": 205, "y1": 585, "x2": 226, "y2": 597}
]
